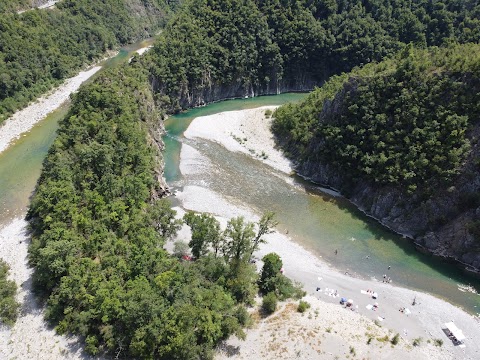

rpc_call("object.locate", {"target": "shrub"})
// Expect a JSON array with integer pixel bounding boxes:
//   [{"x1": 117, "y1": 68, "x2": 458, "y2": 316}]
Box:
[
  {"x1": 0, "y1": 259, "x2": 20, "y2": 326},
  {"x1": 173, "y1": 240, "x2": 189, "y2": 258},
  {"x1": 259, "y1": 253, "x2": 282, "y2": 294},
  {"x1": 433, "y1": 338, "x2": 443, "y2": 347},
  {"x1": 349, "y1": 346, "x2": 356, "y2": 355},
  {"x1": 391, "y1": 333, "x2": 400, "y2": 345},
  {"x1": 297, "y1": 300, "x2": 311, "y2": 313},
  {"x1": 265, "y1": 109, "x2": 273, "y2": 118},
  {"x1": 413, "y1": 337, "x2": 422, "y2": 346},
  {"x1": 262, "y1": 292, "x2": 277, "y2": 314}
]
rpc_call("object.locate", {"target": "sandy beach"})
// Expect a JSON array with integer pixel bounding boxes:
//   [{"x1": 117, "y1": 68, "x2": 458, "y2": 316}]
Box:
[
  {"x1": 0, "y1": 219, "x2": 87, "y2": 359},
  {"x1": 0, "y1": 66, "x2": 101, "y2": 155},
  {"x1": 179, "y1": 106, "x2": 480, "y2": 359}
]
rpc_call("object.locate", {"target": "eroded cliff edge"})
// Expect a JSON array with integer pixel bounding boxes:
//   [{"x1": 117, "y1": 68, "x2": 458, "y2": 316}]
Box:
[{"x1": 272, "y1": 46, "x2": 480, "y2": 274}]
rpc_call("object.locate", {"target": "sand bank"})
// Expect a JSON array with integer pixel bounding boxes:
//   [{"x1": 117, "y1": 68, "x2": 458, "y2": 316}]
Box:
[
  {"x1": 0, "y1": 66, "x2": 101, "y2": 155},
  {"x1": 176, "y1": 107, "x2": 480, "y2": 359},
  {"x1": 0, "y1": 219, "x2": 86, "y2": 359}
]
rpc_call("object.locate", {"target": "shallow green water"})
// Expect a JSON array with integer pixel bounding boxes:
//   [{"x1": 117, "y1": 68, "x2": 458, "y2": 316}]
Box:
[
  {"x1": 165, "y1": 95, "x2": 480, "y2": 315},
  {"x1": 0, "y1": 105, "x2": 66, "y2": 227}
]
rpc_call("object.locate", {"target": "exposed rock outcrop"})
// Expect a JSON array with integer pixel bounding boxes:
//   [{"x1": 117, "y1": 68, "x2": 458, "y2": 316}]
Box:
[{"x1": 293, "y1": 92, "x2": 480, "y2": 274}]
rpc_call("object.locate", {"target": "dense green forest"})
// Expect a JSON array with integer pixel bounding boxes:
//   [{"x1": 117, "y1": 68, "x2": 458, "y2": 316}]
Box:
[
  {"x1": 26, "y1": 61, "x2": 302, "y2": 357},
  {"x1": 0, "y1": 259, "x2": 19, "y2": 326},
  {"x1": 146, "y1": 0, "x2": 480, "y2": 112},
  {"x1": 0, "y1": 0, "x2": 177, "y2": 122},
  {"x1": 273, "y1": 44, "x2": 480, "y2": 193},
  {"x1": 0, "y1": 0, "x2": 30, "y2": 13}
]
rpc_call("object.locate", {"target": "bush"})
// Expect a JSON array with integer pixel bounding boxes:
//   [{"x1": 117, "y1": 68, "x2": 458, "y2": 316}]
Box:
[
  {"x1": 349, "y1": 346, "x2": 356, "y2": 355},
  {"x1": 297, "y1": 300, "x2": 311, "y2": 313},
  {"x1": 413, "y1": 337, "x2": 422, "y2": 346},
  {"x1": 433, "y1": 338, "x2": 443, "y2": 347},
  {"x1": 262, "y1": 292, "x2": 277, "y2": 314},
  {"x1": 265, "y1": 109, "x2": 273, "y2": 118},
  {"x1": 259, "y1": 253, "x2": 282, "y2": 294},
  {"x1": 0, "y1": 259, "x2": 20, "y2": 326},
  {"x1": 173, "y1": 240, "x2": 189, "y2": 258},
  {"x1": 391, "y1": 333, "x2": 400, "y2": 345}
]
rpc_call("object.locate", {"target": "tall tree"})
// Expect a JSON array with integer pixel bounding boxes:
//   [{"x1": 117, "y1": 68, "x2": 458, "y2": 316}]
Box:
[{"x1": 184, "y1": 211, "x2": 223, "y2": 258}]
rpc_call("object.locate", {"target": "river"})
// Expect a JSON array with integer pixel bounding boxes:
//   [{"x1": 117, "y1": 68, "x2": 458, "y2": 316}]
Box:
[
  {"x1": 0, "y1": 40, "x2": 479, "y2": 316},
  {"x1": 164, "y1": 95, "x2": 480, "y2": 315}
]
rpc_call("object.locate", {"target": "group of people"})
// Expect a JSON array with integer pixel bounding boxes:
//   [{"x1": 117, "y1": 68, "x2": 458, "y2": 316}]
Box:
[{"x1": 382, "y1": 274, "x2": 392, "y2": 283}]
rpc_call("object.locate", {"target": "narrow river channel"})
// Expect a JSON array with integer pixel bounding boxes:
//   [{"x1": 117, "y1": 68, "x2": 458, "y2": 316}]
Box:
[{"x1": 164, "y1": 95, "x2": 480, "y2": 315}]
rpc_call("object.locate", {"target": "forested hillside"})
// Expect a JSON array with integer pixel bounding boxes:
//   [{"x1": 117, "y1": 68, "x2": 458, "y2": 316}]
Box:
[
  {"x1": 146, "y1": 0, "x2": 480, "y2": 112},
  {"x1": 273, "y1": 44, "x2": 480, "y2": 271},
  {"x1": 0, "y1": 0, "x2": 177, "y2": 122}
]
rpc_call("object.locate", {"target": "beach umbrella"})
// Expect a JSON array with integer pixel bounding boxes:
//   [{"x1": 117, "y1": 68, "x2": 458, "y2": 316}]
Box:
[
  {"x1": 374, "y1": 302, "x2": 379, "y2": 307},
  {"x1": 341, "y1": 297, "x2": 347, "y2": 303},
  {"x1": 372, "y1": 292, "x2": 378, "y2": 299},
  {"x1": 347, "y1": 299, "x2": 353, "y2": 304}
]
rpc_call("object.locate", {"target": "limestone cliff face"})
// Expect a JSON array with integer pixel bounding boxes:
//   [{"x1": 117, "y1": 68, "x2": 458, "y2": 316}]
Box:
[
  {"x1": 152, "y1": 73, "x2": 317, "y2": 112},
  {"x1": 294, "y1": 92, "x2": 480, "y2": 274}
]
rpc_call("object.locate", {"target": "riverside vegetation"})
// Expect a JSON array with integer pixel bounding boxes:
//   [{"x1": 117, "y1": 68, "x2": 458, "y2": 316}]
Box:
[
  {"x1": 26, "y1": 62, "x2": 302, "y2": 357},
  {"x1": 11, "y1": 0, "x2": 480, "y2": 358},
  {"x1": 0, "y1": 259, "x2": 19, "y2": 326},
  {"x1": 0, "y1": 0, "x2": 178, "y2": 122},
  {"x1": 273, "y1": 43, "x2": 480, "y2": 268},
  {"x1": 146, "y1": 0, "x2": 480, "y2": 111}
]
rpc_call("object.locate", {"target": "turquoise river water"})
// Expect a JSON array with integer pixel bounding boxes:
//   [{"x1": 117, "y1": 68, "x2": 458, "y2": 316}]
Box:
[{"x1": 164, "y1": 94, "x2": 480, "y2": 315}]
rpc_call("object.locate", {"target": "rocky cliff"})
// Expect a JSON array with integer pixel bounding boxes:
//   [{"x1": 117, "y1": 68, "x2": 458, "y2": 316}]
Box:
[
  {"x1": 293, "y1": 97, "x2": 480, "y2": 275},
  {"x1": 272, "y1": 46, "x2": 480, "y2": 274}
]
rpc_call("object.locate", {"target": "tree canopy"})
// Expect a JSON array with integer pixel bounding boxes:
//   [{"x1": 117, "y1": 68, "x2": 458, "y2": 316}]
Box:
[
  {"x1": 0, "y1": 259, "x2": 20, "y2": 326},
  {"x1": 273, "y1": 44, "x2": 480, "y2": 193},
  {"x1": 0, "y1": 0, "x2": 176, "y2": 122}
]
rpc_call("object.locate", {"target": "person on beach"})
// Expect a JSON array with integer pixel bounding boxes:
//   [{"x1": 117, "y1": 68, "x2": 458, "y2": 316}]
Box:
[{"x1": 335, "y1": 249, "x2": 338, "y2": 255}]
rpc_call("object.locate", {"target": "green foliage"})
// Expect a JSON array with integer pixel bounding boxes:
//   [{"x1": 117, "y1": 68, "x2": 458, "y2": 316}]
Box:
[
  {"x1": 297, "y1": 300, "x2": 311, "y2": 313},
  {"x1": 27, "y1": 63, "x2": 245, "y2": 358},
  {"x1": 434, "y1": 338, "x2": 444, "y2": 347},
  {"x1": 273, "y1": 44, "x2": 480, "y2": 193},
  {"x1": 0, "y1": 0, "x2": 30, "y2": 13},
  {"x1": 149, "y1": 199, "x2": 182, "y2": 239},
  {"x1": 391, "y1": 333, "x2": 400, "y2": 345},
  {"x1": 173, "y1": 240, "x2": 190, "y2": 258},
  {"x1": 146, "y1": 0, "x2": 480, "y2": 112},
  {"x1": 262, "y1": 292, "x2": 278, "y2": 314},
  {"x1": 183, "y1": 211, "x2": 222, "y2": 258},
  {"x1": 259, "y1": 252, "x2": 305, "y2": 300},
  {"x1": 0, "y1": 0, "x2": 175, "y2": 122},
  {"x1": 0, "y1": 259, "x2": 20, "y2": 326},
  {"x1": 413, "y1": 337, "x2": 423, "y2": 346},
  {"x1": 222, "y1": 216, "x2": 256, "y2": 265},
  {"x1": 224, "y1": 262, "x2": 258, "y2": 305},
  {"x1": 259, "y1": 252, "x2": 283, "y2": 294}
]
